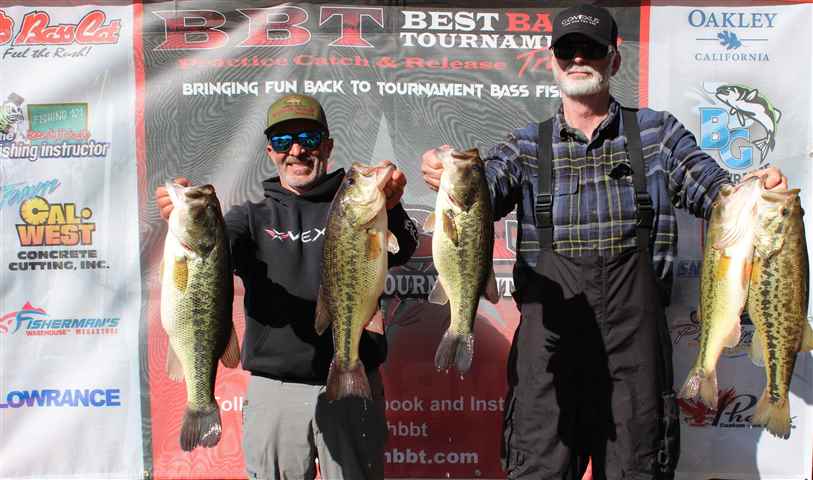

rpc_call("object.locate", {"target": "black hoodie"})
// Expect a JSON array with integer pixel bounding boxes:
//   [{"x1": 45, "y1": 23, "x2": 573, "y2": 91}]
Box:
[{"x1": 224, "y1": 169, "x2": 418, "y2": 384}]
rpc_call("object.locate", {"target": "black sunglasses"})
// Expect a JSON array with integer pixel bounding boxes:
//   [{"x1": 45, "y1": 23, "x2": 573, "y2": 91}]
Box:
[
  {"x1": 553, "y1": 42, "x2": 612, "y2": 61},
  {"x1": 269, "y1": 130, "x2": 324, "y2": 153}
]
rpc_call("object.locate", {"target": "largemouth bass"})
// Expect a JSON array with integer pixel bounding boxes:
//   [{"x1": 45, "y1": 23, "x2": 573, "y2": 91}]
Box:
[
  {"x1": 423, "y1": 147, "x2": 498, "y2": 374},
  {"x1": 160, "y1": 183, "x2": 240, "y2": 451},
  {"x1": 679, "y1": 176, "x2": 764, "y2": 409},
  {"x1": 315, "y1": 163, "x2": 398, "y2": 400},
  {"x1": 747, "y1": 187, "x2": 813, "y2": 439}
]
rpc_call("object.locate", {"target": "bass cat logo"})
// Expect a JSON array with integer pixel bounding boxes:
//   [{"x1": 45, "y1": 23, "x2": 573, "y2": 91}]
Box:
[{"x1": 698, "y1": 83, "x2": 781, "y2": 174}]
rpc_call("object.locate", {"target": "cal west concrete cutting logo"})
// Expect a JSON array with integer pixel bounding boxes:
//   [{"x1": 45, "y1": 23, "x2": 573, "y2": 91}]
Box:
[
  {"x1": 0, "y1": 95, "x2": 111, "y2": 161},
  {"x1": 688, "y1": 8, "x2": 775, "y2": 62},
  {"x1": 0, "y1": 301, "x2": 119, "y2": 336},
  {"x1": 697, "y1": 83, "x2": 781, "y2": 181},
  {"x1": 0, "y1": 9, "x2": 120, "y2": 59},
  {"x1": 10, "y1": 196, "x2": 110, "y2": 272}
]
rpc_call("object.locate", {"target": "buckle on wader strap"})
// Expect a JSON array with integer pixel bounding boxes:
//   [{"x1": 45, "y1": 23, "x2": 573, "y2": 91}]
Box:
[
  {"x1": 636, "y1": 192, "x2": 654, "y2": 228},
  {"x1": 534, "y1": 193, "x2": 553, "y2": 229}
]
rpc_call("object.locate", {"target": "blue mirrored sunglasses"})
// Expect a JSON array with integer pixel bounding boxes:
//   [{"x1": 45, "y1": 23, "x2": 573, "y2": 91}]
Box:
[{"x1": 269, "y1": 130, "x2": 324, "y2": 153}]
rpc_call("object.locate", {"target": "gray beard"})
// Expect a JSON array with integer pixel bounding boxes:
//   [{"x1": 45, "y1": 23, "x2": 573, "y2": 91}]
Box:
[{"x1": 555, "y1": 60, "x2": 613, "y2": 97}]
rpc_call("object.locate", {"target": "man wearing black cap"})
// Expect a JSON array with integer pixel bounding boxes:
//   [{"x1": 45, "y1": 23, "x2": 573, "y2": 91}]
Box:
[
  {"x1": 421, "y1": 4, "x2": 786, "y2": 479},
  {"x1": 156, "y1": 93, "x2": 418, "y2": 479}
]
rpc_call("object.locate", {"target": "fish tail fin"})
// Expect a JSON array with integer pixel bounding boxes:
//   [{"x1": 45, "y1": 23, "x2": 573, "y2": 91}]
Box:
[
  {"x1": 326, "y1": 359, "x2": 370, "y2": 401},
  {"x1": 679, "y1": 367, "x2": 719, "y2": 410},
  {"x1": 752, "y1": 390, "x2": 791, "y2": 439},
  {"x1": 434, "y1": 330, "x2": 475, "y2": 374},
  {"x1": 180, "y1": 403, "x2": 222, "y2": 451}
]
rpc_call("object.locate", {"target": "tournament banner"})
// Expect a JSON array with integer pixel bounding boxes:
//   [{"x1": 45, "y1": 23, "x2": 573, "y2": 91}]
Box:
[
  {"x1": 648, "y1": 3, "x2": 813, "y2": 479},
  {"x1": 0, "y1": 4, "x2": 144, "y2": 479},
  {"x1": 138, "y1": 2, "x2": 640, "y2": 478}
]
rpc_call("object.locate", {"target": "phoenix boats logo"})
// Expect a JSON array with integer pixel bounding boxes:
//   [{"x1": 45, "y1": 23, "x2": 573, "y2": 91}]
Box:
[
  {"x1": 264, "y1": 226, "x2": 325, "y2": 243},
  {"x1": 697, "y1": 82, "x2": 781, "y2": 180}
]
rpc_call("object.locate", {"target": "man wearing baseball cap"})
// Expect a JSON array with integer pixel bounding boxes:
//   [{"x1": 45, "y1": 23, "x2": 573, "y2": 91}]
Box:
[
  {"x1": 157, "y1": 93, "x2": 418, "y2": 479},
  {"x1": 421, "y1": 4, "x2": 787, "y2": 479}
]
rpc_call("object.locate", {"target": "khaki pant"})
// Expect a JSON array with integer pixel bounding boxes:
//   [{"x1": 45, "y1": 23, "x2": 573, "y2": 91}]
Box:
[{"x1": 243, "y1": 370, "x2": 387, "y2": 480}]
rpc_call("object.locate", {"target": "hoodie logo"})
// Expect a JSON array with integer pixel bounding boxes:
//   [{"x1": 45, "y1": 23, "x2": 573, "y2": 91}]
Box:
[{"x1": 264, "y1": 227, "x2": 325, "y2": 243}]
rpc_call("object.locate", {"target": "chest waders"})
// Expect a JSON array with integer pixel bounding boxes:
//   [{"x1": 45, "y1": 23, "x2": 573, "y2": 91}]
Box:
[{"x1": 501, "y1": 109, "x2": 680, "y2": 480}]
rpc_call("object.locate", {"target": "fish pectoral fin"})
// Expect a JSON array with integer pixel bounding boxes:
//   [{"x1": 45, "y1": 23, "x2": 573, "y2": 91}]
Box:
[
  {"x1": 166, "y1": 341, "x2": 185, "y2": 383},
  {"x1": 173, "y1": 256, "x2": 189, "y2": 292},
  {"x1": 387, "y1": 230, "x2": 400, "y2": 254},
  {"x1": 428, "y1": 278, "x2": 449, "y2": 305},
  {"x1": 442, "y1": 209, "x2": 459, "y2": 246},
  {"x1": 366, "y1": 229, "x2": 383, "y2": 260},
  {"x1": 364, "y1": 309, "x2": 385, "y2": 335},
  {"x1": 422, "y1": 212, "x2": 436, "y2": 233},
  {"x1": 484, "y1": 270, "x2": 499, "y2": 304},
  {"x1": 723, "y1": 319, "x2": 742, "y2": 348},
  {"x1": 220, "y1": 325, "x2": 241, "y2": 368},
  {"x1": 314, "y1": 287, "x2": 332, "y2": 335},
  {"x1": 800, "y1": 322, "x2": 813, "y2": 352},
  {"x1": 749, "y1": 328, "x2": 765, "y2": 367}
]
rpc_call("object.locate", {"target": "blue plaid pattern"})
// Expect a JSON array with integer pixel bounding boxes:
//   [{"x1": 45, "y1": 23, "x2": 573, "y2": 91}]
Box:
[{"x1": 485, "y1": 99, "x2": 731, "y2": 286}]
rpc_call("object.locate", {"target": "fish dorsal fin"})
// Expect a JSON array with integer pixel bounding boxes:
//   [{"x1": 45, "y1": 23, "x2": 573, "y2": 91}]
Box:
[
  {"x1": 387, "y1": 230, "x2": 400, "y2": 254},
  {"x1": 220, "y1": 326, "x2": 241, "y2": 368},
  {"x1": 442, "y1": 209, "x2": 459, "y2": 246},
  {"x1": 423, "y1": 212, "x2": 435, "y2": 233},
  {"x1": 314, "y1": 286, "x2": 332, "y2": 335},
  {"x1": 166, "y1": 341, "x2": 185, "y2": 383},
  {"x1": 484, "y1": 270, "x2": 499, "y2": 304},
  {"x1": 800, "y1": 322, "x2": 813, "y2": 352},
  {"x1": 428, "y1": 278, "x2": 449, "y2": 305},
  {"x1": 749, "y1": 328, "x2": 765, "y2": 367}
]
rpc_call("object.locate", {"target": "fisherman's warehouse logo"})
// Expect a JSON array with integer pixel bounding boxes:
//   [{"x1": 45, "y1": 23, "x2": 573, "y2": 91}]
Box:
[
  {"x1": 0, "y1": 302, "x2": 119, "y2": 336},
  {"x1": 697, "y1": 82, "x2": 781, "y2": 181},
  {"x1": 688, "y1": 9, "x2": 775, "y2": 62}
]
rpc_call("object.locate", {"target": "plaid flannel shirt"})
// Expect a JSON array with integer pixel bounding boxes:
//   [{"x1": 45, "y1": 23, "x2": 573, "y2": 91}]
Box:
[{"x1": 486, "y1": 98, "x2": 731, "y2": 290}]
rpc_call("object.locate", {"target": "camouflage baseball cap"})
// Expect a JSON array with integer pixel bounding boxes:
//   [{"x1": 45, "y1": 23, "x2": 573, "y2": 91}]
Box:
[{"x1": 264, "y1": 94, "x2": 329, "y2": 136}]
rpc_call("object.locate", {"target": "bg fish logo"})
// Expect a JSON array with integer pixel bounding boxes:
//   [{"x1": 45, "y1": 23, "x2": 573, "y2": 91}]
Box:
[{"x1": 714, "y1": 84, "x2": 782, "y2": 161}]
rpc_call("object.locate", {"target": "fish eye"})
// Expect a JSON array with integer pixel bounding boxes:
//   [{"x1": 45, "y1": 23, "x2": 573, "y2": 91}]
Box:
[
  {"x1": 781, "y1": 208, "x2": 789, "y2": 216},
  {"x1": 346, "y1": 177, "x2": 355, "y2": 186}
]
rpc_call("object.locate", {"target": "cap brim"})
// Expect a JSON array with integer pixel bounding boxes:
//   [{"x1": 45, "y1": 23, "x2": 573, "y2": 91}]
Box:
[{"x1": 552, "y1": 30, "x2": 612, "y2": 48}]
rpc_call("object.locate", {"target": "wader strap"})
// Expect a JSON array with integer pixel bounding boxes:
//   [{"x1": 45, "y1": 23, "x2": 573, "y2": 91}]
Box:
[
  {"x1": 535, "y1": 119, "x2": 554, "y2": 249},
  {"x1": 621, "y1": 107, "x2": 654, "y2": 253}
]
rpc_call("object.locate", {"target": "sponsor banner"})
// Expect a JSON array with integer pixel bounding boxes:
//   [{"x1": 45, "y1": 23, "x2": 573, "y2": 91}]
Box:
[
  {"x1": 140, "y1": 2, "x2": 639, "y2": 478},
  {"x1": 649, "y1": 3, "x2": 813, "y2": 479},
  {"x1": 0, "y1": 5, "x2": 143, "y2": 479}
]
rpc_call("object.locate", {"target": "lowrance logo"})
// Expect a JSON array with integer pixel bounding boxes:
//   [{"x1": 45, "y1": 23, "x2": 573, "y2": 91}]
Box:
[{"x1": 0, "y1": 388, "x2": 122, "y2": 408}]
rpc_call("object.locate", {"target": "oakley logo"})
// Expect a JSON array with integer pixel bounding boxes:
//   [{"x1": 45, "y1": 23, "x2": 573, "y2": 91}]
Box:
[
  {"x1": 561, "y1": 15, "x2": 600, "y2": 27},
  {"x1": 264, "y1": 227, "x2": 325, "y2": 243}
]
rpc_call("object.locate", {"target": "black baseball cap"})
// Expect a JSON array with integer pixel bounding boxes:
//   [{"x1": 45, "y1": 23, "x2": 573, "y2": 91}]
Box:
[{"x1": 551, "y1": 4, "x2": 618, "y2": 48}]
